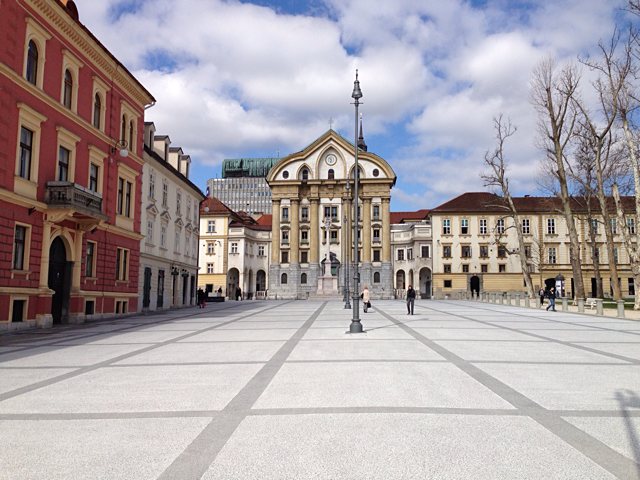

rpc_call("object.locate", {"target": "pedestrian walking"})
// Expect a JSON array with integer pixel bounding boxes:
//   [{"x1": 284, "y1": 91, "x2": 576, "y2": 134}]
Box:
[
  {"x1": 362, "y1": 285, "x2": 371, "y2": 313},
  {"x1": 546, "y1": 287, "x2": 556, "y2": 311},
  {"x1": 236, "y1": 286, "x2": 242, "y2": 301},
  {"x1": 406, "y1": 285, "x2": 416, "y2": 315},
  {"x1": 539, "y1": 287, "x2": 545, "y2": 307},
  {"x1": 197, "y1": 288, "x2": 206, "y2": 308}
]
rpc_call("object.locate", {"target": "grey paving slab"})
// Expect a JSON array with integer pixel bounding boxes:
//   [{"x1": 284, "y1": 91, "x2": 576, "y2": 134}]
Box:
[
  {"x1": 290, "y1": 339, "x2": 444, "y2": 361},
  {"x1": 177, "y1": 328, "x2": 298, "y2": 342},
  {"x1": 478, "y1": 363, "x2": 640, "y2": 410},
  {"x1": 57, "y1": 330, "x2": 194, "y2": 345},
  {"x1": 217, "y1": 321, "x2": 306, "y2": 329},
  {"x1": 520, "y1": 329, "x2": 640, "y2": 343},
  {"x1": 436, "y1": 340, "x2": 627, "y2": 363},
  {"x1": 0, "y1": 364, "x2": 263, "y2": 414},
  {"x1": 0, "y1": 368, "x2": 77, "y2": 394},
  {"x1": 303, "y1": 325, "x2": 415, "y2": 339},
  {"x1": 253, "y1": 362, "x2": 514, "y2": 409},
  {"x1": 577, "y1": 343, "x2": 640, "y2": 361},
  {"x1": 0, "y1": 417, "x2": 211, "y2": 480},
  {"x1": 412, "y1": 327, "x2": 544, "y2": 341},
  {"x1": 201, "y1": 414, "x2": 615, "y2": 480},
  {"x1": 0, "y1": 343, "x2": 155, "y2": 367},
  {"x1": 116, "y1": 341, "x2": 285, "y2": 364},
  {"x1": 565, "y1": 416, "x2": 640, "y2": 466}
]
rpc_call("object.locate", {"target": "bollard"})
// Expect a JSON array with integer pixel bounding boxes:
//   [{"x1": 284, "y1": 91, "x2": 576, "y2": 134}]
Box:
[
  {"x1": 578, "y1": 298, "x2": 585, "y2": 313},
  {"x1": 562, "y1": 298, "x2": 568, "y2": 311},
  {"x1": 506, "y1": 293, "x2": 511, "y2": 305},
  {"x1": 596, "y1": 299, "x2": 603, "y2": 316},
  {"x1": 499, "y1": 294, "x2": 504, "y2": 305},
  {"x1": 535, "y1": 296, "x2": 540, "y2": 309},
  {"x1": 524, "y1": 296, "x2": 530, "y2": 308},
  {"x1": 617, "y1": 300, "x2": 625, "y2": 318},
  {"x1": 516, "y1": 293, "x2": 521, "y2": 307}
]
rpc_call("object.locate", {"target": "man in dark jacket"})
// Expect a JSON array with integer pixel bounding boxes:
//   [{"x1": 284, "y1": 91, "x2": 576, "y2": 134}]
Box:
[{"x1": 406, "y1": 285, "x2": 416, "y2": 315}]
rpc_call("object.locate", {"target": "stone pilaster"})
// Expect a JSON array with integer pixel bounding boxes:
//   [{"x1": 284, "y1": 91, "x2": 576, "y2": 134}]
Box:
[
  {"x1": 382, "y1": 197, "x2": 391, "y2": 262},
  {"x1": 290, "y1": 199, "x2": 299, "y2": 264},
  {"x1": 363, "y1": 198, "x2": 371, "y2": 262},
  {"x1": 310, "y1": 198, "x2": 319, "y2": 264},
  {"x1": 271, "y1": 199, "x2": 281, "y2": 264}
]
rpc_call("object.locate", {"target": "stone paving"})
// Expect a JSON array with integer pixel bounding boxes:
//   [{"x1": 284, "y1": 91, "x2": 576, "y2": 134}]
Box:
[{"x1": 0, "y1": 299, "x2": 639, "y2": 479}]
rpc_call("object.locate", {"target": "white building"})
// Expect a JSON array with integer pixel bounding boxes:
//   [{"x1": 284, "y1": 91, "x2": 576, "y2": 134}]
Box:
[{"x1": 138, "y1": 122, "x2": 205, "y2": 311}]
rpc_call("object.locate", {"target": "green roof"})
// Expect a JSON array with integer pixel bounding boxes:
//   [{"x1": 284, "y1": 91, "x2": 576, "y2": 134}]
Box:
[{"x1": 222, "y1": 158, "x2": 279, "y2": 178}]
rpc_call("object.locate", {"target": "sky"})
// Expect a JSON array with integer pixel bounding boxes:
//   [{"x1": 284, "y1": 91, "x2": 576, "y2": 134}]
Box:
[{"x1": 74, "y1": 0, "x2": 634, "y2": 211}]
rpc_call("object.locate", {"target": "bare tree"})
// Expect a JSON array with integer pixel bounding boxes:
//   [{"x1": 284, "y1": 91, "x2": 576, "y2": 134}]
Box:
[
  {"x1": 481, "y1": 115, "x2": 535, "y2": 298},
  {"x1": 531, "y1": 59, "x2": 586, "y2": 300}
]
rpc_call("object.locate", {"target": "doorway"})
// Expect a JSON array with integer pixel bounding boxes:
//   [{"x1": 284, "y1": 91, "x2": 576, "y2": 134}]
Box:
[
  {"x1": 48, "y1": 237, "x2": 72, "y2": 324},
  {"x1": 470, "y1": 275, "x2": 480, "y2": 296},
  {"x1": 143, "y1": 267, "x2": 152, "y2": 309}
]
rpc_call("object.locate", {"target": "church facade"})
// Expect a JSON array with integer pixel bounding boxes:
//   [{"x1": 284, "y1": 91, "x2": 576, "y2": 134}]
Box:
[{"x1": 266, "y1": 130, "x2": 396, "y2": 299}]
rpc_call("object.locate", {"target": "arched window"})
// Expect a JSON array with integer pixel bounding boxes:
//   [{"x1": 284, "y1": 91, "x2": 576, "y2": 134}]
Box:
[
  {"x1": 301, "y1": 273, "x2": 307, "y2": 284},
  {"x1": 374, "y1": 272, "x2": 381, "y2": 283},
  {"x1": 129, "y1": 120, "x2": 135, "y2": 152},
  {"x1": 93, "y1": 93, "x2": 101, "y2": 129},
  {"x1": 63, "y1": 69, "x2": 73, "y2": 108},
  {"x1": 26, "y1": 40, "x2": 38, "y2": 85},
  {"x1": 281, "y1": 273, "x2": 288, "y2": 284},
  {"x1": 301, "y1": 168, "x2": 309, "y2": 181},
  {"x1": 328, "y1": 169, "x2": 334, "y2": 180},
  {"x1": 121, "y1": 114, "x2": 126, "y2": 143}
]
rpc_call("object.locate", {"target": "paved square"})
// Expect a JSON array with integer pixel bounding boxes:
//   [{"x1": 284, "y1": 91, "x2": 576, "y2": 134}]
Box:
[{"x1": 1, "y1": 299, "x2": 639, "y2": 479}]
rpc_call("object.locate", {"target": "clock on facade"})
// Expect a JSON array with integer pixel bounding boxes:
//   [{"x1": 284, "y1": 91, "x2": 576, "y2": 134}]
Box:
[{"x1": 325, "y1": 154, "x2": 337, "y2": 166}]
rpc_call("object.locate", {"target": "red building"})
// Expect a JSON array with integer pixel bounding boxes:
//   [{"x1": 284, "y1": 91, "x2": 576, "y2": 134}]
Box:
[{"x1": 0, "y1": 0, "x2": 155, "y2": 328}]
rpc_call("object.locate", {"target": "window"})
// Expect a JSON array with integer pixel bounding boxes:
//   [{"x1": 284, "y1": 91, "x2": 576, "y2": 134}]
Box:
[
  {"x1": 129, "y1": 120, "x2": 135, "y2": 154},
  {"x1": 207, "y1": 263, "x2": 214, "y2": 274},
  {"x1": 374, "y1": 272, "x2": 381, "y2": 283},
  {"x1": 324, "y1": 206, "x2": 338, "y2": 221},
  {"x1": 282, "y1": 230, "x2": 289, "y2": 244},
  {"x1": 328, "y1": 169, "x2": 334, "y2": 180},
  {"x1": 496, "y1": 218, "x2": 505, "y2": 234},
  {"x1": 548, "y1": 247, "x2": 557, "y2": 264},
  {"x1": 281, "y1": 251, "x2": 289, "y2": 264},
  {"x1": 442, "y1": 245, "x2": 451, "y2": 258},
  {"x1": 301, "y1": 272, "x2": 307, "y2": 284},
  {"x1": 84, "y1": 300, "x2": 95, "y2": 315},
  {"x1": 462, "y1": 264, "x2": 469, "y2": 273},
  {"x1": 301, "y1": 168, "x2": 309, "y2": 180},
  {"x1": 160, "y1": 224, "x2": 167, "y2": 248},
  {"x1": 444, "y1": 280, "x2": 452, "y2": 288},
  {"x1": 18, "y1": 127, "x2": 33, "y2": 179},
  {"x1": 258, "y1": 245, "x2": 265, "y2": 256},
  {"x1": 207, "y1": 242, "x2": 214, "y2": 254},
  {"x1": 524, "y1": 245, "x2": 532, "y2": 258},
  {"x1": 207, "y1": 220, "x2": 216, "y2": 233},
  {"x1": 547, "y1": 218, "x2": 556, "y2": 234},
  {"x1": 479, "y1": 219, "x2": 487, "y2": 235},
  {"x1": 590, "y1": 219, "x2": 598, "y2": 235},
  {"x1": 176, "y1": 191, "x2": 182, "y2": 216},
  {"x1": 162, "y1": 181, "x2": 168, "y2": 207},
  {"x1": 282, "y1": 171, "x2": 289, "y2": 179},
  {"x1": 85, "y1": 241, "x2": 96, "y2": 277},
  {"x1": 13, "y1": 225, "x2": 27, "y2": 270},
  {"x1": 444, "y1": 264, "x2": 451, "y2": 273},
  {"x1": 373, "y1": 249, "x2": 381, "y2": 262},
  {"x1": 481, "y1": 264, "x2": 488, "y2": 273},
  {"x1": 610, "y1": 218, "x2": 617, "y2": 235},
  {"x1": 26, "y1": 40, "x2": 38, "y2": 85},
  {"x1": 373, "y1": 205, "x2": 380, "y2": 220},
  {"x1": 301, "y1": 207, "x2": 309, "y2": 221},
  {"x1": 62, "y1": 69, "x2": 72, "y2": 108},
  {"x1": 421, "y1": 245, "x2": 430, "y2": 258},
  {"x1": 146, "y1": 220, "x2": 154, "y2": 243},
  {"x1": 498, "y1": 245, "x2": 507, "y2": 258},
  {"x1": 442, "y1": 218, "x2": 451, "y2": 235},
  {"x1": 461, "y1": 218, "x2": 469, "y2": 235},
  {"x1": 88, "y1": 163, "x2": 99, "y2": 192},
  {"x1": 373, "y1": 228, "x2": 381, "y2": 242},
  {"x1": 149, "y1": 171, "x2": 155, "y2": 199},
  {"x1": 479, "y1": 245, "x2": 489, "y2": 258},
  {"x1": 282, "y1": 207, "x2": 289, "y2": 221},
  {"x1": 407, "y1": 248, "x2": 413, "y2": 260},
  {"x1": 301, "y1": 230, "x2": 309, "y2": 244},
  {"x1": 58, "y1": 146, "x2": 70, "y2": 181},
  {"x1": 461, "y1": 245, "x2": 472, "y2": 258},
  {"x1": 117, "y1": 177, "x2": 132, "y2": 217},
  {"x1": 115, "y1": 247, "x2": 129, "y2": 281},
  {"x1": 231, "y1": 242, "x2": 238, "y2": 254},
  {"x1": 613, "y1": 247, "x2": 619, "y2": 263},
  {"x1": 498, "y1": 264, "x2": 506, "y2": 273},
  {"x1": 397, "y1": 249, "x2": 404, "y2": 261},
  {"x1": 629, "y1": 278, "x2": 635, "y2": 296},
  {"x1": 174, "y1": 229, "x2": 181, "y2": 252},
  {"x1": 521, "y1": 218, "x2": 530, "y2": 235},
  {"x1": 281, "y1": 273, "x2": 288, "y2": 284},
  {"x1": 93, "y1": 93, "x2": 102, "y2": 129},
  {"x1": 330, "y1": 230, "x2": 338, "y2": 243},
  {"x1": 301, "y1": 251, "x2": 308, "y2": 263},
  {"x1": 12, "y1": 299, "x2": 26, "y2": 323},
  {"x1": 627, "y1": 217, "x2": 636, "y2": 234}
]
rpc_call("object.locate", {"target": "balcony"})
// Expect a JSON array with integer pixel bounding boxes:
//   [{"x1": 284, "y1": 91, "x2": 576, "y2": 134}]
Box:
[{"x1": 45, "y1": 181, "x2": 106, "y2": 220}]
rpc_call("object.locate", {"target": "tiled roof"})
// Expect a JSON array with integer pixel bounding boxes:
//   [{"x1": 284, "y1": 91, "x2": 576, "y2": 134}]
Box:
[
  {"x1": 431, "y1": 192, "x2": 636, "y2": 213},
  {"x1": 256, "y1": 214, "x2": 272, "y2": 227},
  {"x1": 390, "y1": 209, "x2": 430, "y2": 224},
  {"x1": 200, "y1": 196, "x2": 237, "y2": 217}
]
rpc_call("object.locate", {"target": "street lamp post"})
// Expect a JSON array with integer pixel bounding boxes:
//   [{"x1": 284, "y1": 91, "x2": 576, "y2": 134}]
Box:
[
  {"x1": 343, "y1": 208, "x2": 351, "y2": 308},
  {"x1": 350, "y1": 70, "x2": 363, "y2": 333}
]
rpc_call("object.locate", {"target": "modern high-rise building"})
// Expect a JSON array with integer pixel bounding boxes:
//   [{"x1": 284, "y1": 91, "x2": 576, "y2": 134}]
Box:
[{"x1": 207, "y1": 158, "x2": 278, "y2": 214}]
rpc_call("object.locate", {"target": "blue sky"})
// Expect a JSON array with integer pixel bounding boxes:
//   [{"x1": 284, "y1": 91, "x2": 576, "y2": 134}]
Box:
[{"x1": 77, "y1": 0, "x2": 632, "y2": 211}]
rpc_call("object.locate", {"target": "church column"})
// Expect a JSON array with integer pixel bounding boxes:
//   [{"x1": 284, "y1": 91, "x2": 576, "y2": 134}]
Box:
[
  {"x1": 382, "y1": 197, "x2": 391, "y2": 262},
  {"x1": 310, "y1": 198, "x2": 319, "y2": 264},
  {"x1": 271, "y1": 199, "x2": 281, "y2": 263},
  {"x1": 290, "y1": 199, "x2": 300, "y2": 264},
  {"x1": 363, "y1": 198, "x2": 372, "y2": 262}
]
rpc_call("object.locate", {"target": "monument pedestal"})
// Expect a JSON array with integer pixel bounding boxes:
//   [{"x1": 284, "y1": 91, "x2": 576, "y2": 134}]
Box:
[{"x1": 317, "y1": 275, "x2": 338, "y2": 295}]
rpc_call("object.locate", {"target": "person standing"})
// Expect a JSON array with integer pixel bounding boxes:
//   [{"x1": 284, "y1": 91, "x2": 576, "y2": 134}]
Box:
[
  {"x1": 406, "y1": 285, "x2": 416, "y2": 315},
  {"x1": 539, "y1": 287, "x2": 545, "y2": 307},
  {"x1": 546, "y1": 287, "x2": 556, "y2": 311},
  {"x1": 197, "y1": 288, "x2": 205, "y2": 308},
  {"x1": 236, "y1": 286, "x2": 242, "y2": 301},
  {"x1": 362, "y1": 285, "x2": 371, "y2": 313}
]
